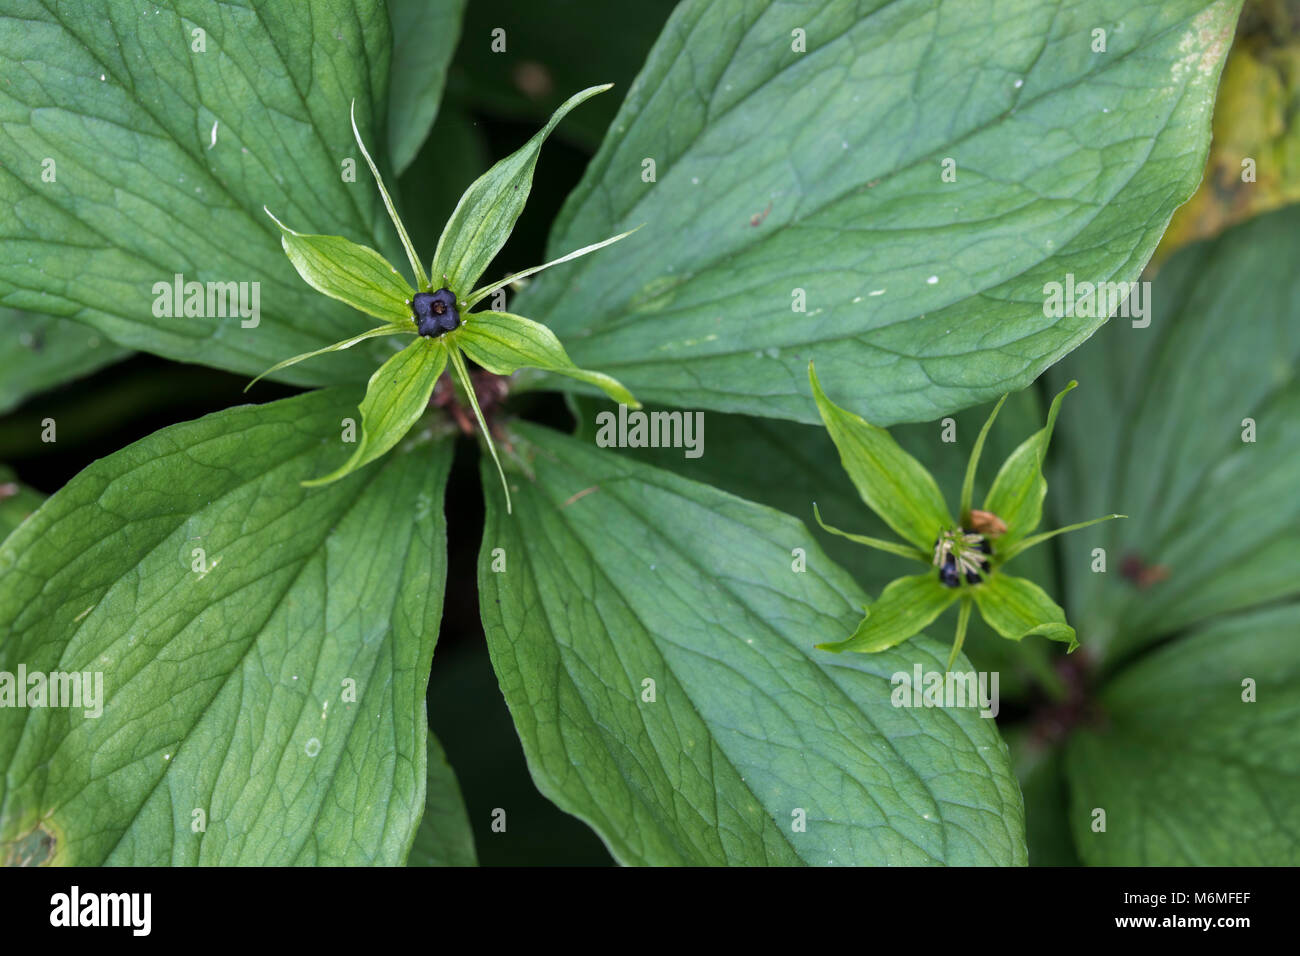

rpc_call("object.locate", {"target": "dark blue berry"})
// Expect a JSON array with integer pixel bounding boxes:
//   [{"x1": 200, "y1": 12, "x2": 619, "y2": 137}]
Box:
[
  {"x1": 939, "y1": 554, "x2": 961, "y2": 588},
  {"x1": 412, "y1": 288, "x2": 460, "y2": 337}
]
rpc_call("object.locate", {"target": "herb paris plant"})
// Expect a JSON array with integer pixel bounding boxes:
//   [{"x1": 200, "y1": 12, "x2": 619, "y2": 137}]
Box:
[
  {"x1": 252, "y1": 87, "x2": 640, "y2": 511},
  {"x1": 808, "y1": 362, "x2": 1123, "y2": 668}
]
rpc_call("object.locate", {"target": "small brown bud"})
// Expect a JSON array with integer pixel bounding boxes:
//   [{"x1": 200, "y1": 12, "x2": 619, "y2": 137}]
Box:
[{"x1": 969, "y1": 509, "x2": 1007, "y2": 536}]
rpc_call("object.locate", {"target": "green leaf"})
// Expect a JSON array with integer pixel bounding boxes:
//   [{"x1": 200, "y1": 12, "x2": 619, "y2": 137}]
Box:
[
  {"x1": 817, "y1": 572, "x2": 958, "y2": 654},
  {"x1": 407, "y1": 731, "x2": 477, "y2": 867},
  {"x1": 0, "y1": 309, "x2": 130, "y2": 413},
  {"x1": 983, "y1": 381, "x2": 1075, "y2": 547},
  {"x1": 0, "y1": 389, "x2": 451, "y2": 864},
  {"x1": 1066, "y1": 604, "x2": 1300, "y2": 865},
  {"x1": 387, "y1": 0, "x2": 467, "y2": 175},
  {"x1": 431, "y1": 84, "x2": 610, "y2": 294},
  {"x1": 972, "y1": 573, "x2": 1076, "y2": 650},
  {"x1": 0, "y1": 465, "x2": 43, "y2": 543},
  {"x1": 512, "y1": 0, "x2": 1240, "y2": 424},
  {"x1": 1048, "y1": 204, "x2": 1300, "y2": 664},
  {"x1": 266, "y1": 210, "x2": 417, "y2": 325},
  {"x1": 305, "y1": 337, "x2": 448, "y2": 487},
  {"x1": 0, "y1": 0, "x2": 397, "y2": 384},
  {"x1": 477, "y1": 422, "x2": 1026, "y2": 865},
  {"x1": 456, "y1": 311, "x2": 638, "y2": 407},
  {"x1": 810, "y1": 361, "x2": 952, "y2": 551}
]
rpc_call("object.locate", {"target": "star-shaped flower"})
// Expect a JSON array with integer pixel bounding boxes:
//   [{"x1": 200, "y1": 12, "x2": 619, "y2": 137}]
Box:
[
  {"x1": 808, "y1": 362, "x2": 1123, "y2": 669},
  {"x1": 249, "y1": 85, "x2": 639, "y2": 512}
]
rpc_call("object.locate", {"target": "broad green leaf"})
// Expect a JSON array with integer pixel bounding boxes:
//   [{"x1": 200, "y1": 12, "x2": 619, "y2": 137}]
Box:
[
  {"x1": 983, "y1": 381, "x2": 1075, "y2": 548},
  {"x1": 818, "y1": 573, "x2": 957, "y2": 654},
  {"x1": 810, "y1": 362, "x2": 952, "y2": 551},
  {"x1": 266, "y1": 211, "x2": 417, "y2": 325},
  {"x1": 431, "y1": 84, "x2": 609, "y2": 295},
  {"x1": 456, "y1": 312, "x2": 638, "y2": 407},
  {"x1": 477, "y1": 422, "x2": 1026, "y2": 865},
  {"x1": 512, "y1": 0, "x2": 1240, "y2": 425},
  {"x1": 0, "y1": 0, "x2": 398, "y2": 384},
  {"x1": 0, "y1": 309, "x2": 129, "y2": 413},
  {"x1": 387, "y1": 0, "x2": 467, "y2": 175},
  {"x1": 0, "y1": 389, "x2": 452, "y2": 864},
  {"x1": 1049, "y1": 204, "x2": 1300, "y2": 665},
  {"x1": 972, "y1": 573, "x2": 1076, "y2": 650},
  {"x1": 1066, "y1": 604, "x2": 1300, "y2": 865},
  {"x1": 0, "y1": 465, "x2": 42, "y2": 543},
  {"x1": 306, "y1": 337, "x2": 447, "y2": 487},
  {"x1": 1005, "y1": 728, "x2": 1081, "y2": 867},
  {"x1": 407, "y1": 731, "x2": 477, "y2": 867}
]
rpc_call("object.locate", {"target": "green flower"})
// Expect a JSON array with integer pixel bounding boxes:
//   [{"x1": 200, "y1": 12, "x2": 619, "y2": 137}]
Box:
[
  {"x1": 249, "y1": 85, "x2": 639, "y2": 512},
  {"x1": 808, "y1": 362, "x2": 1123, "y2": 670}
]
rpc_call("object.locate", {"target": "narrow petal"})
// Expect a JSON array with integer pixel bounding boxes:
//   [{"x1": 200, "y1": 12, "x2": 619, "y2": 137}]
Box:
[
  {"x1": 959, "y1": 395, "x2": 1007, "y2": 524},
  {"x1": 817, "y1": 572, "x2": 958, "y2": 653},
  {"x1": 998, "y1": 513, "x2": 1126, "y2": 564},
  {"x1": 351, "y1": 99, "x2": 431, "y2": 291},
  {"x1": 463, "y1": 227, "x2": 642, "y2": 311},
  {"x1": 447, "y1": 344, "x2": 512, "y2": 515},
  {"x1": 812, "y1": 502, "x2": 928, "y2": 563},
  {"x1": 245, "y1": 323, "x2": 413, "y2": 392},
  {"x1": 983, "y1": 381, "x2": 1077, "y2": 547}
]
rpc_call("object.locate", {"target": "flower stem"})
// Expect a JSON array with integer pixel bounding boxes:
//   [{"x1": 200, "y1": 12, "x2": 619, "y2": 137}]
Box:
[{"x1": 946, "y1": 597, "x2": 973, "y2": 671}]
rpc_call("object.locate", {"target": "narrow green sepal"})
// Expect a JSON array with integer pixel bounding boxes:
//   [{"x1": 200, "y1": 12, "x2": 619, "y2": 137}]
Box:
[
  {"x1": 817, "y1": 572, "x2": 958, "y2": 653},
  {"x1": 808, "y1": 361, "x2": 953, "y2": 552},
  {"x1": 973, "y1": 573, "x2": 1078, "y2": 652},
  {"x1": 983, "y1": 380, "x2": 1077, "y2": 547},
  {"x1": 456, "y1": 311, "x2": 638, "y2": 408},
  {"x1": 302, "y1": 337, "x2": 447, "y2": 487}
]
